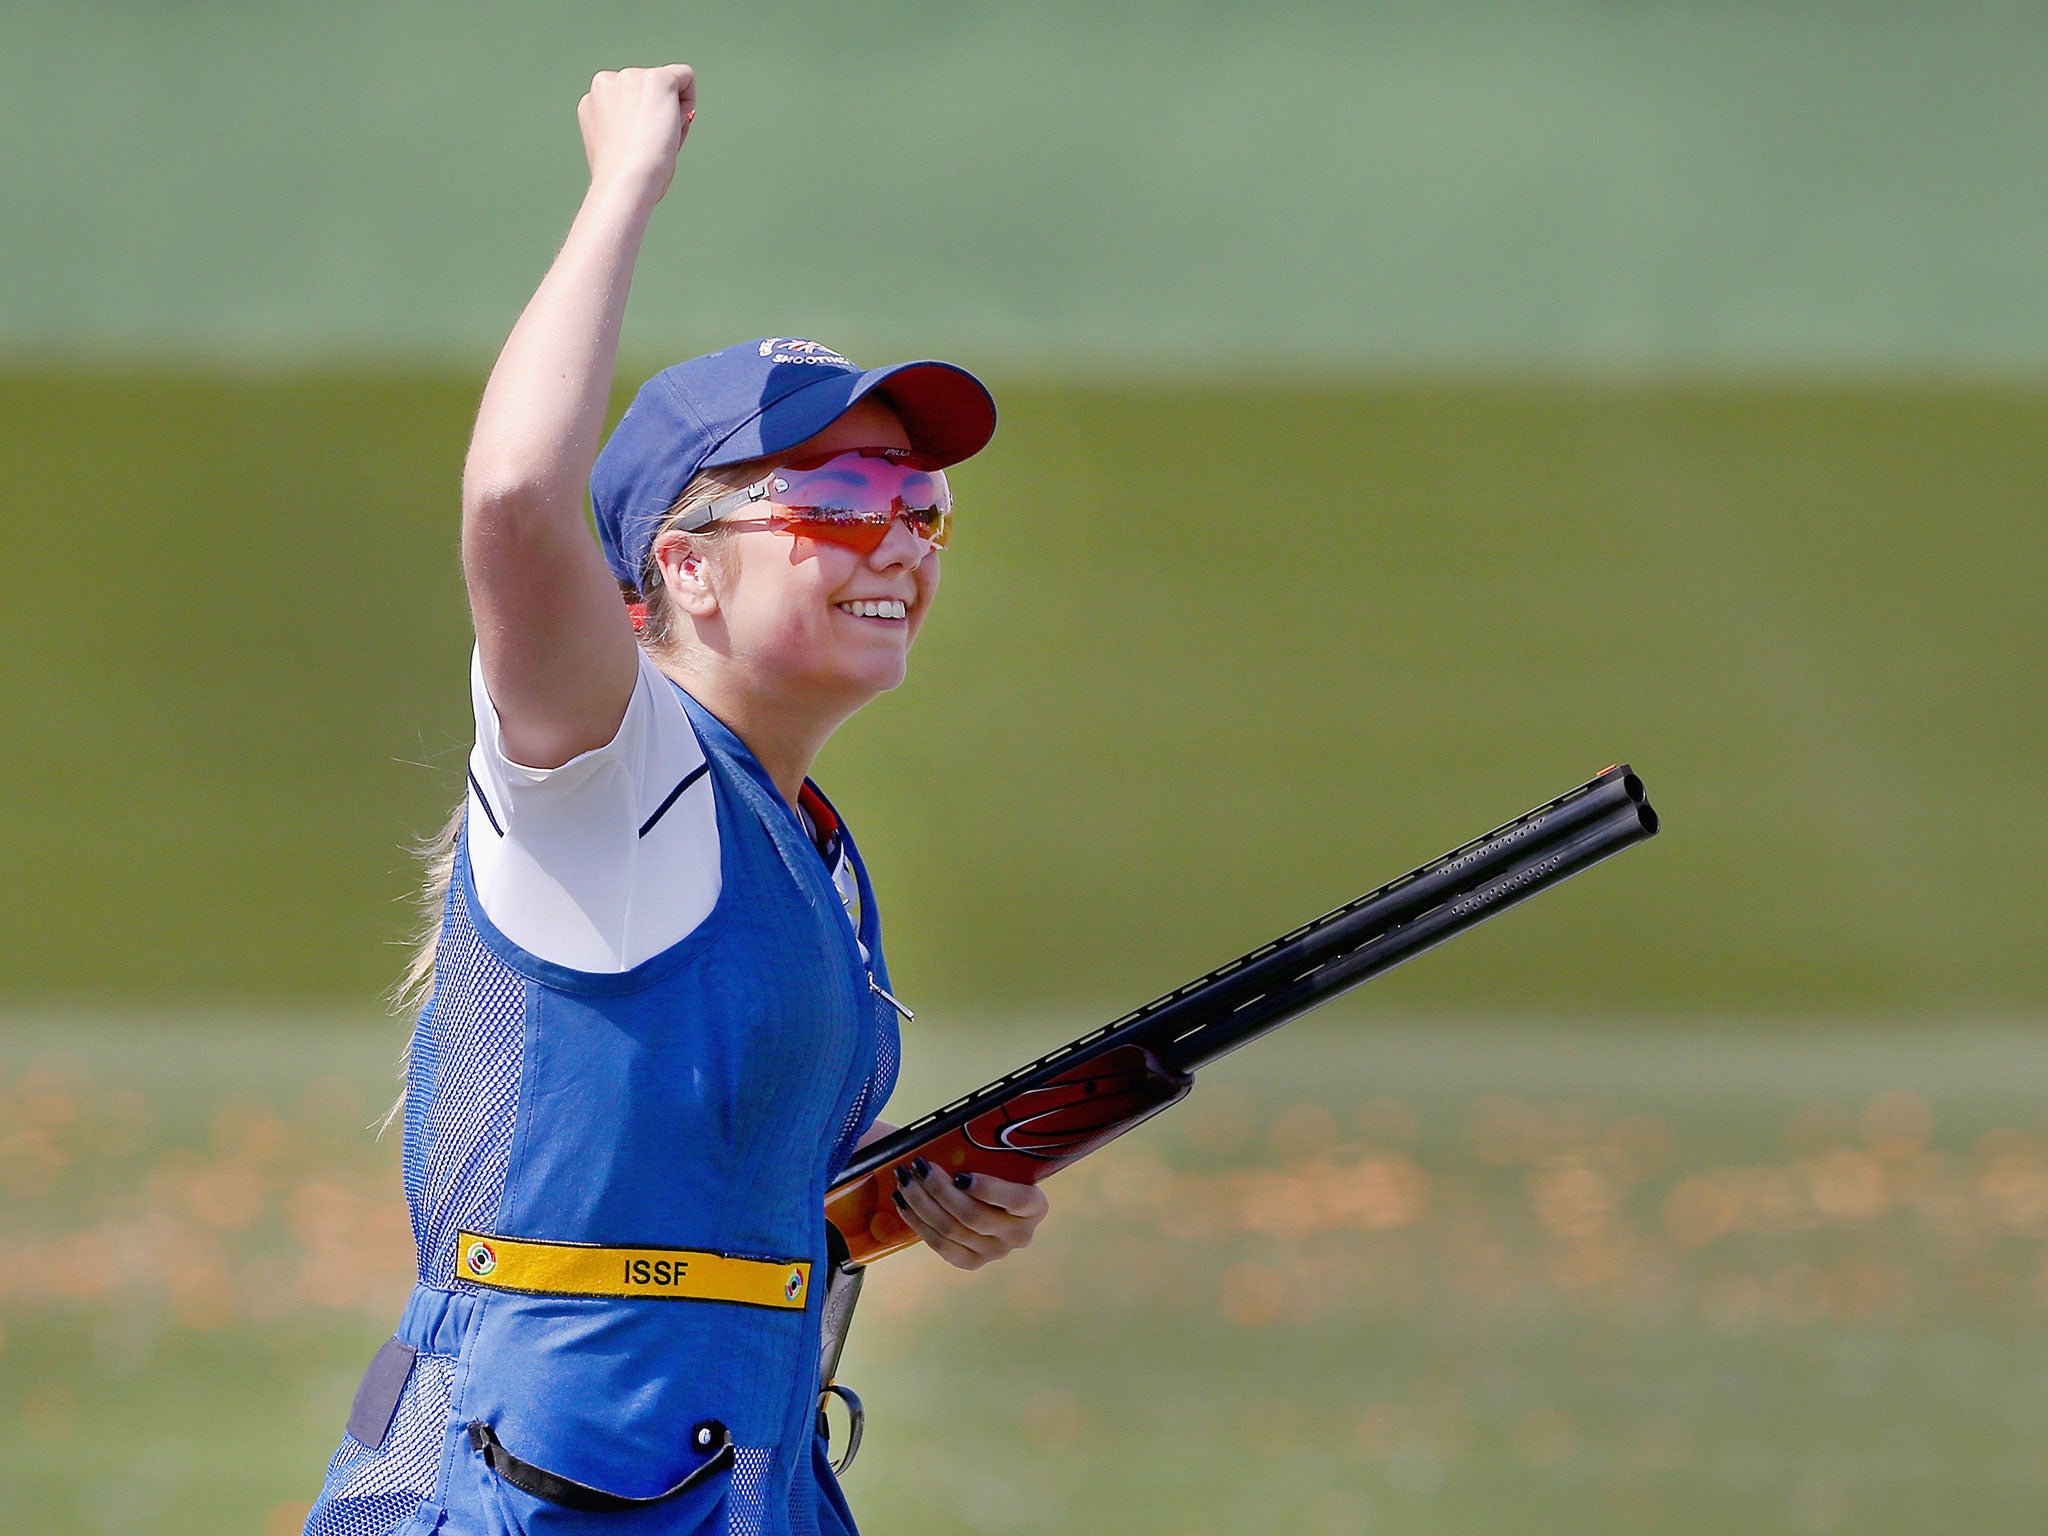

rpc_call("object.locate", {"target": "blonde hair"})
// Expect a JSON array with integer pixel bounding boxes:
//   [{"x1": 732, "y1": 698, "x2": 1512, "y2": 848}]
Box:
[{"x1": 380, "y1": 455, "x2": 777, "y2": 1132}]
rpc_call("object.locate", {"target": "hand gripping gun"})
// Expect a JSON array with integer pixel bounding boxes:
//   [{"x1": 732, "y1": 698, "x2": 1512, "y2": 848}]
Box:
[{"x1": 814, "y1": 765, "x2": 1659, "y2": 1469}]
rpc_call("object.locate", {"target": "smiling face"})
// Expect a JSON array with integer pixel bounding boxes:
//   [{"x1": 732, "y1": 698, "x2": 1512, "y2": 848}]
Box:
[{"x1": 650, "y1": 396, "x2": 942, "y2": 714}]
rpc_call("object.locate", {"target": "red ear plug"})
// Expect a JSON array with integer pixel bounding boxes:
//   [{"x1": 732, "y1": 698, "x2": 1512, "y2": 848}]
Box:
[{"x1": 685, "y1": 109, "x2": 696, "y2": 124}]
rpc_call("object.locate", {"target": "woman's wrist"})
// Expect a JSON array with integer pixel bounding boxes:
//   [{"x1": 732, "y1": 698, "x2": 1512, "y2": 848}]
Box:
[
  {"x1": 584, "y1": 165, "x2": 673, "y2": 219},
  {"x1": 572, "y1": 171, "x2": 669, "y2": 247}
]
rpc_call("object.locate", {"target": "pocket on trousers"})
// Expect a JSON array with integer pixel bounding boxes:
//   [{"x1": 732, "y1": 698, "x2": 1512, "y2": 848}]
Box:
[{"x1": 305, "y1": 1351, "x2": 458, "y2": 1536}]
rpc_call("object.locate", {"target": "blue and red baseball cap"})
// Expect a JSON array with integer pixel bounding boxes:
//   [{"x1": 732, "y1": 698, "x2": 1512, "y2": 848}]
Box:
[{"x1": 592, "y1": 337, "x2": 998, "y2": 588}]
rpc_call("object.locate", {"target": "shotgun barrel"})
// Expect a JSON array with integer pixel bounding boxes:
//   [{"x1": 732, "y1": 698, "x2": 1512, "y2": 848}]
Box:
[
  {"x1": 1129, "y1": 768, "x2": 1647, "y2": 1068},
  {"x1": 827, "y1": 766, "x2": 1658, "y2": 1264},
  {"x1": 1164, "y1": 796, "x2": 1658, "y2": 1073}
]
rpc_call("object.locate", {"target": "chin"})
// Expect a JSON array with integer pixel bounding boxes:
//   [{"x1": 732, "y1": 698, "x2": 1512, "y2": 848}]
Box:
[
  {"x1": 793, "y1": 655, "x2": 909, "y2": 703},
  {"x1": 845, "y1": 659, "x2": 910, "y2": 696},
  {"x1": 831, "y1": 639, "x2": 913, "y2": 695}
]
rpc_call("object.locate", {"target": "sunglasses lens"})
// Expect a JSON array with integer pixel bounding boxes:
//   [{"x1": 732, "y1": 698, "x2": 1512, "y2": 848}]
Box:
[
  {"x1": 755, "y1": 450, "x2": 952, "y2": 553},
  {"x1": 776, "y1": 511, "x2": 948, "y2": 553},
  {"x1": 777, "y1": 515, "x2": 893, "y2": 554}
]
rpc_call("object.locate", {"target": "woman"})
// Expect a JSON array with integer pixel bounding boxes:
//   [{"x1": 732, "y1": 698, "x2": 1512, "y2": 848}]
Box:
[{"x1": 304, "y1": 64, "x2": 1047, "y2": 1536}]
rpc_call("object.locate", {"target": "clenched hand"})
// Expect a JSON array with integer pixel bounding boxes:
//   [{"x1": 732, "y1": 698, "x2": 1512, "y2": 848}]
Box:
[{"x1": 577, "y1": 64, "x2": 697, "y2": 205}]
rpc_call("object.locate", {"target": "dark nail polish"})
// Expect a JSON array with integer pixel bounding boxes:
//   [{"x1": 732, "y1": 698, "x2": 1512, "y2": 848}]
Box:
[
  {"x1": 912, "y1": 1157, "x2": 931, "y2": 1180},
  {"x1": 893, "y1": 1164, "x2": 912, "y2": 1187},
  {"x1": 892, "y1": 1189, "x2": 908, "y2": 1210},
  {"x1": 953, "y1": 1172, "x2": 973, "y2": 1190}
]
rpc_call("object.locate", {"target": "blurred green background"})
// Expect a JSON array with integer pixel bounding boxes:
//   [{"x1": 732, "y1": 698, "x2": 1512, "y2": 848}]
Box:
[
  {"x1": 4, "y1": 3, "x2": 2046, "y2": 1534},
  {"x1": 4, "y1": 372, "x2": 2042, "y2": 1013}
]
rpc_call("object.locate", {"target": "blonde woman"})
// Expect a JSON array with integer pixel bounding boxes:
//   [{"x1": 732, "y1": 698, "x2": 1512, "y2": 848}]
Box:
[{"x1": 304, "y1": 64, "x2": 1047, "y2": 1536}]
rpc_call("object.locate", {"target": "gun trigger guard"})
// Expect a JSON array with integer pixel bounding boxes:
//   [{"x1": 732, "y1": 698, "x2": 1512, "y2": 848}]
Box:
[{"x1": 817, "y1": 1381, "x2": 865, "y2": 1475}]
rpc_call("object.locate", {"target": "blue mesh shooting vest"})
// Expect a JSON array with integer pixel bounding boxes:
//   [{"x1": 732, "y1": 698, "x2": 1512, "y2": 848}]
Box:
[{"x1": 304, "y1": 682, "x2": 901, "y2": 1536}]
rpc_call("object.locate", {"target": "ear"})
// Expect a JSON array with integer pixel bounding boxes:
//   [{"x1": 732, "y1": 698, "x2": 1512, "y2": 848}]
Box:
[{"x1": 651, "y1": 529, "x2": 723, "y2": 619}]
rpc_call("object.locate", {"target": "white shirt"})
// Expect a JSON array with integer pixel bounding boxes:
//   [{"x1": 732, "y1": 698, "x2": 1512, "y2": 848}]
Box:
[{"x1": 465, "y1": 647, "x2": 858, "y2": 973}]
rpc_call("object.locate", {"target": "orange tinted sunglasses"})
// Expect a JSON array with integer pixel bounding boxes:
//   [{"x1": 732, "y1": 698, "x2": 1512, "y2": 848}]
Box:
[{"x1": 686, "y1": 447, "x2": 952, "y2": 554}]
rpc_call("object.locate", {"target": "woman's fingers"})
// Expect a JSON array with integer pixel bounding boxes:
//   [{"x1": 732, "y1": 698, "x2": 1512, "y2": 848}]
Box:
[
  {"x1": 897, "y1": 1179, "x2": 999, "y2": 1261},
  {"x1": 913, "y1": 1169, "x2": 1010, "y2": 1239},
  {"x1": 894, "y1": 1175, "x2": 1001, "y2": 1268},
  {"x1": 665, "y1": 63, "x2": 698, "y2": 126},
  {"x1": 892, "y1": 1163, "x2": 1048, "y2": 1270},
  {"x1": 905, "y1": 1215, "x2": 990, "y2": 1272},
  {"x1": 953, "y1": 1171, "x2": 1049, "y2": 1222}
]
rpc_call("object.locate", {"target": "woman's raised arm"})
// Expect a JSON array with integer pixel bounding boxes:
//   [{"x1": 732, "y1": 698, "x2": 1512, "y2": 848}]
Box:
[{"x1": 461, "y1": 65, "x2": 697, "y2": 770}]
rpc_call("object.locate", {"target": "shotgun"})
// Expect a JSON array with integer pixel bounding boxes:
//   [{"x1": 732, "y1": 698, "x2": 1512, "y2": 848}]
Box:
[{"x1": 814, "y1": 764, "x2": 1658, "y2": 1468}]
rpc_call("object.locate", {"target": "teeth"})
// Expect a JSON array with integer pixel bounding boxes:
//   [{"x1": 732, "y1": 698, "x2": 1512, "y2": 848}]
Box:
[{"x1": 840, "y1": 599, "x2": 907, "y2": 620}]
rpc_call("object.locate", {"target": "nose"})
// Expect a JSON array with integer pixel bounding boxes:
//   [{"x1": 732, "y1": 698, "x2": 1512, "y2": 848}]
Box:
[{"x1": 867, "y1": 513, "x2": 938, "y2": 569}]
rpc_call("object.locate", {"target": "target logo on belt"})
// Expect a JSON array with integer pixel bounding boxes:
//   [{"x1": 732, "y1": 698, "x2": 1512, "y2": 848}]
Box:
[
  {"x1": 785, "y1": 1267, "x2": 805, "y2": 1302},
  {"x1": 464, "y1": 1239, "x2": 498, "y2": 1278}
]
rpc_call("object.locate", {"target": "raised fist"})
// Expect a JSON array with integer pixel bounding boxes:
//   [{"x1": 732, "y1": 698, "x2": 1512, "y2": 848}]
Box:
[{"x1": 577, "y1": 65, "x2": 697, "y2": 203}]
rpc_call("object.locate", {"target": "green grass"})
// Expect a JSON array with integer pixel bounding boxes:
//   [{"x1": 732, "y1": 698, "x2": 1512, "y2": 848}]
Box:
[
  {"x1": 2, "y1": 371, "x2": 2044, "y2": 1015},
  {"x1": 7, "y1": 1013, "x2": 2048, "y2": 1535}
]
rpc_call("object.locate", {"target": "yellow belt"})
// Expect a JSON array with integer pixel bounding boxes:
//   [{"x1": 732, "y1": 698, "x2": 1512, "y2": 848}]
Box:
[{"x1": 455, "y1": 1231, "x2": 811, "y2": 1310}]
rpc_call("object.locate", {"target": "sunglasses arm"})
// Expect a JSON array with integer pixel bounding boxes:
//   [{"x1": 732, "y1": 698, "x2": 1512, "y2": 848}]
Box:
[{"x1": 682, "y1": 480, "x2": 773, "y2": 533}]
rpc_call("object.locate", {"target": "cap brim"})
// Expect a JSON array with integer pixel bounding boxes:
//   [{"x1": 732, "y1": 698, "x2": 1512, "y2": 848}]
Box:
[{"x1": 704, "y1": 360, "x2": 997, "y2": 470}]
